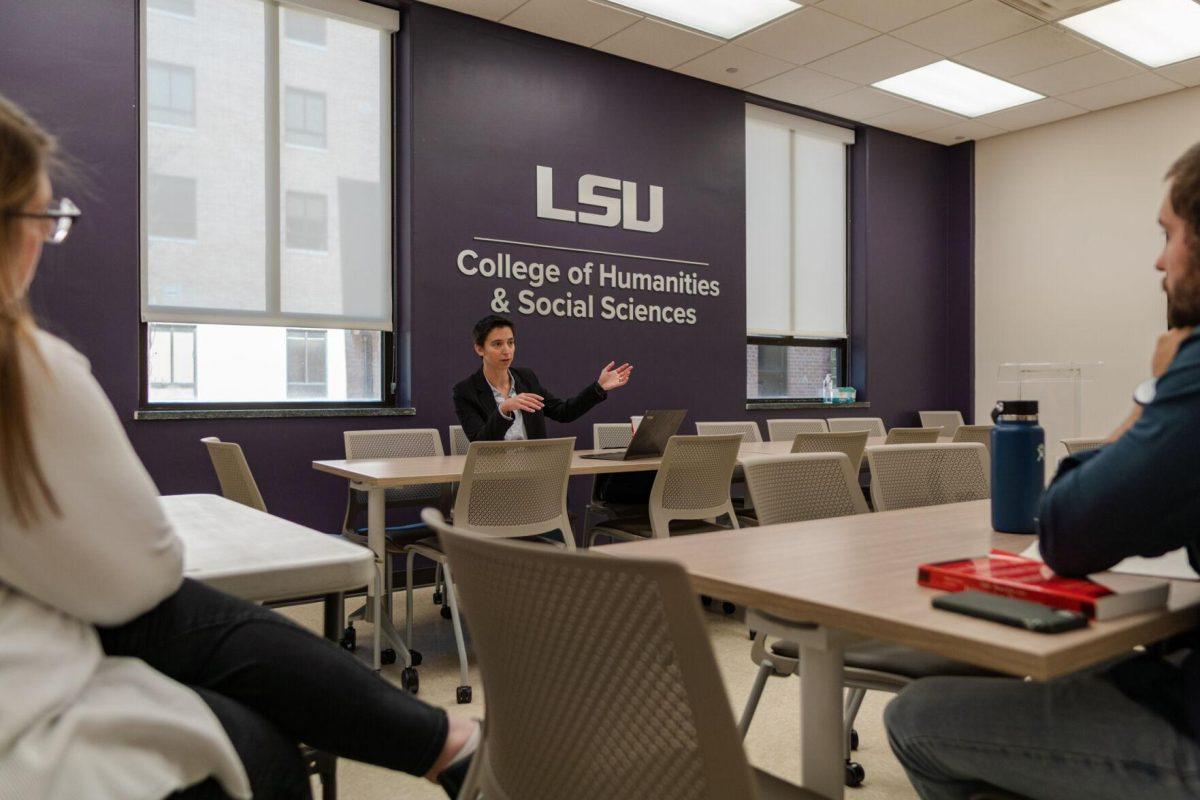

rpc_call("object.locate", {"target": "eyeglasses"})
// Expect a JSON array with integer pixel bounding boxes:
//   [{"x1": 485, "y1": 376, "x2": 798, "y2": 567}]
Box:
[{"x1": 8, "y1": 197, "x2": 82, "y2": 244}]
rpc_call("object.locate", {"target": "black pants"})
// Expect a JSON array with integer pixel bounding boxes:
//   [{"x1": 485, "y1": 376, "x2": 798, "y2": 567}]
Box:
[{"x1": 97, "y1": 579, "x2": 449, "y2": 799}]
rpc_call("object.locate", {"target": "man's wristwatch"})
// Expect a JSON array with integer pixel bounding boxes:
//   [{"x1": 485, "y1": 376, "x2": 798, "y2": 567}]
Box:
[{"x1": 1133, "y1": 376, "x2": 1158, "y2": 406}]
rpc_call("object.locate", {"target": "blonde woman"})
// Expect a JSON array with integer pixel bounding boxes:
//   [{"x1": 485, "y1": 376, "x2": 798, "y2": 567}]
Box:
[{"x1": 0, "y1": 95, "x2": 475, "y2": 799}]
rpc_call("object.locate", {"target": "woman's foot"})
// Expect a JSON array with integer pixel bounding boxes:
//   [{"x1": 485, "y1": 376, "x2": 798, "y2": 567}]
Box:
[{"x1": 425, "y1": 716, "x2": 479, "y2": 796}]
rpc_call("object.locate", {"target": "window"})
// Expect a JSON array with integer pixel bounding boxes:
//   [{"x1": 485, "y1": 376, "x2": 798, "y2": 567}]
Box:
[
  {"x1": 287, "y1": 329, "x2": 328, "y2": 398},
  {"x1": 745, "y1": 104, "x2": 854, "y2": 400},
  {"x1": 148, "y1": 324, "x2": 197, "y2": 399},
  {"x1": 285, "y1": 9, "x2": 327, "y2": 46},
  {"x1": 284, "y1": 87, "x2": 326, "y2": 149},
  {"x1": 148, "y1": 61, "x2": 195, "y2": 127},
  {"x1": 285, "y1": 191, "x2": 327, "y2": 251},
  {"x1": 148, "y1": 174, "x2": 197, "y2": 240},
  {"x1": 141, "y1": 0, "x2": 397, "y2": 406},
  {"x1": 148, "y1": 0, "x2": 195, "y2": 16}
]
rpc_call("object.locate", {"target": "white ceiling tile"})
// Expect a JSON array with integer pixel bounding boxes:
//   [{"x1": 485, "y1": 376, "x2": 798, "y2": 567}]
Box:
[
  {"x1": 955, "y1": 25, "x2": 1096, "y2": 78},
  {"x1": 807, "y1": 35, "x2": 941, "y2": 84},
  {"x1": 746, "y1": 67, "x2": 859, "y2": 106},
  {"x1": 502, "y1": 0, "x2": 640, "y2": 47},
  {"x1": 891, "y1": 0, "x2": 1041, "y2": 56},
  {"x1": 419, "y1": 0, "x2": 529, "y2": 21},
  {"x1": 594, "y1": 18, "x2": 722, "y2": 69},
  {"x1": 675, "y1": 44, "x2": 795, "y2": 89},
  {"x1": 976, "y1": 97, "x2": 1086, "y2": 130},
  {"x1": 1013, "y1": 50, "x2": 1142, "y2": 95},
  {"x1": 1057, "y1": 72, "x2": 1182, "y2": 111},
  {"x1": 807, "y1": 86, "x2": 913, "y2": 119},
  {"x1": 1157, "y1": 56, "x2": 1200, "y2": 87},
  {"x1": 867, "y1": 104, "x2": 964, "y2": 134},
  {"x1": 921, "y1": 119, "x2": 1007, "y2": 144},
  {"x1": 735, "y1": 6, "x2": 876, "y2": 64},
  {"x1": 818, "y1": 0, "x2": 967, "y2": 32}
]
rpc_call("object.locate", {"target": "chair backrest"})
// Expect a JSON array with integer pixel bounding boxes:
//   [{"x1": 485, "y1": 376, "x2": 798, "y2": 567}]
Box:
[
  {"x1": 201, "y1": 437, "x2": 266, "y2": 512},
  {"x1": 953, "y1": 424, "x2": 993, "y2": 448},
  {"x1": 427, "y1": 508, "x2": 764, "y2": 800},
  {"x1": 694, "y1": 420, "x2": 762, "y2": 443},
  {"x1": 1062, "y1": 437, "x2": 1106, "y2": 455},
  {"x1": 765, "y1": 418, "x2": 828, "y2": 441},
  {"x1": 452, "y1": 437, "x2": 575, "y2": 546},
  {"x1": 827, "y1": 417, "x2": 886, "y2": 437},
  {"x1": 593, "y1": 422, "x2": 634, "y2": 450},
  {"x1": 648, "y1": 434, "x2": 742, "y2": 538},
  {"x1": 867, "y1": 443, "x2": 990, "y2": 512},
  {"x1": 885, "y1": 426, "x2": 942, "y2": 445},
  {"x1": 918, "y1": 410, "x2": 964, "y2": 436},
  {"x1": 343, "y1": 429, "x2": 450, "y2": 535},
  {"x1": 743, "y1": 453, "x2": 868, "y2": 526},
  {"x1": 449, "y1": 425, "x2": 470, "y2": 456},
  {"x1": 788, "y1": 430, "x2": 870, "y2": 472}
]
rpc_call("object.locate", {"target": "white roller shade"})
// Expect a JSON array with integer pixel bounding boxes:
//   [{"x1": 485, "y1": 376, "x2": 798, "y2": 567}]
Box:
[
  {"x1": 141, "y1": 0, "x2": 394, "y2": 331},
  {"x1": 745, "y1": 104, "x2": 851, "y2": 339}
]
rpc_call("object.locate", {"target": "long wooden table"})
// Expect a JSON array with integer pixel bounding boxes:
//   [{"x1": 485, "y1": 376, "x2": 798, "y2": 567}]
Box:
[{"x1": 595, "y1": 500, "x2": 1200, "y2": 799}]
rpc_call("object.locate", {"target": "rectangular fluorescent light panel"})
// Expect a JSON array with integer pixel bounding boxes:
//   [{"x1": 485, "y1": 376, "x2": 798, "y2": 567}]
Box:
[
  {"x1": 872, "y1": 60, "x2": 1043, "y2": 118},
  {"x1": 1060, "y1": 0, "x2": 1200, "y2": 68},
  {"x1": 601, "y1": 0, "x2": 801, "y2": 40}
]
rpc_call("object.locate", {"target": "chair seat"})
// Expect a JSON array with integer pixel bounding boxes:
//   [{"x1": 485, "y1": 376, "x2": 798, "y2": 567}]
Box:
[
  {"x1": 593, "y1": 517, "x2": 730, "y2": 539},
  {"x1": 754, "y1": 768, "x2": 825, "y2": 799},
  {"x1": 342, "y1": 529, "x2": 410, "y2": 555},
  {"x1": 770, "y1": 639, "x2": 1001, "y2": 680}
]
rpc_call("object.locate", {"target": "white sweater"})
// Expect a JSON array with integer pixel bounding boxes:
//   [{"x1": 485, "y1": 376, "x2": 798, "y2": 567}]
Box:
[{"x1": 0, "y1": 331, "x2": 250, "y2": 800}]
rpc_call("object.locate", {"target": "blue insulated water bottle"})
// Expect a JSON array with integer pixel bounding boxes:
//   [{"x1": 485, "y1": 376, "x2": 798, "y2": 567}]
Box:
[{"x1": 989, "y1": 400, "x2": 1045, "y2": 534}]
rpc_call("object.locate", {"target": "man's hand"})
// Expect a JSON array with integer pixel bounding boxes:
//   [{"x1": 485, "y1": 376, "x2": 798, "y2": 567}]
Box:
[
  {"x1": 1152, "y1": 327, "x2": 1195, "y2": 377},
  {"x1": 500, "y1": 393, "x2": 544, "y2": 415},
  {"x1": 598, "y1": 361, "x2": 633, "y2": 391}
]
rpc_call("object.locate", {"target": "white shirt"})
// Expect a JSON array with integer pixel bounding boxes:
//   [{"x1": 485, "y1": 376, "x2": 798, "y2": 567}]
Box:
[
  {"x1": 487, "y1": 371, "x2": 527, "y2": 441},
  {"x1": 0, "y1": 330, "x2": 250, "y2": 800}
]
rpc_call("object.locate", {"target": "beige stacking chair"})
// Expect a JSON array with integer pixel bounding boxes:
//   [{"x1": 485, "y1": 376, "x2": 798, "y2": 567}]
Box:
[
  {"x1": 737, "y1": 451, "x2": 1001, "y2": 788},
  {"x1": 581, "y1": 422, "x2": 638, "y2": 537},
  {"x1": 588, "y1": 434, "x2": 741, "y2": 546},
  {"x1": 884, "y1": 426, "x2": 942, "y2": 445},
  {"x1": 766, "y1": 418, "x2": 828, "y2": 441},
  {"x1": 201, "y1": 437, "x2": 267, "y2": 512},
  {"x1": 425, "y1": 507, "x2": 819, "y2": 800},
  {"x1": 867, "y1": 443, "x2": 990, "y2": 512},
  {"x1": 404, "y1": 437, "x2": 575, "y2": 704},
  {"x1": 448, "y1": 424, "x2": 469, "y2": 456},
  {"x1": 953, "y1": 424, "x2": 994, "y2": 449},
  {"x1": 1062, "y1": 437, "x2": 1106, "y2": 455},
  {"x1": 828, "y1": 417, "x2": 886, "y2": 437},
  {"x1": 340, "y1": 429, "x2": 450, "y2": 650},
  {"x1": 788, "y1": 430, "x2": 870, "y2": 472},
  {"x1": 918, "y1": 410, "x2": 964, "y2": 437},
  {"x1": 696, "y1": 421, "x2": 761, "y2": 513}
]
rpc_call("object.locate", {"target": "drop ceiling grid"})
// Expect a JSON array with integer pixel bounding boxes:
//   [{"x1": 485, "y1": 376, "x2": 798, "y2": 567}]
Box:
[{"x1": 421, "y1": 0, "x2": 1195, "y2": 143}]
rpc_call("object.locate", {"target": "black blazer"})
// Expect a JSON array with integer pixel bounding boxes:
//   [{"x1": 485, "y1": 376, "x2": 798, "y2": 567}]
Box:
[{"x1": 452, "y1": 366, "x2": 607, "y2": 442}]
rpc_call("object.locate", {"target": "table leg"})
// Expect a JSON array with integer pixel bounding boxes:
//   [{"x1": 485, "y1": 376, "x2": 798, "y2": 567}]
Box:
[
  {"x1": 799, "y1": 634, "x2": 847, "y2": 800},
  {"x1": 322, "y1": 592, "x2": 344, "y2": 642},
  {"x1": 366, "y1": 486, "x2": 412, "y2": 670}
]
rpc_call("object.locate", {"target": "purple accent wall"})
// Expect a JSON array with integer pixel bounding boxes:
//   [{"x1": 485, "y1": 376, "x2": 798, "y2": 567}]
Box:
[{"x1": 1, "y1": 0, "x2": 974, "y2": 533}]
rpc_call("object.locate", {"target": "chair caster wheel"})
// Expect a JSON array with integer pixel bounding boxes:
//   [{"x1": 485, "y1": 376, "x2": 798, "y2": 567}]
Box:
[
  {"x1": 340, "y1": 626, "x2": 356, "y2": 651},
  {"x1": 410, "y1": 649, "x2": 423, "y2": 667},
  {"x1": 456, "y1": 685, "x2": 472, "y2": 704},
  {"x1": 701, "y1": 595, "x2": 713, "y2": 607},
  {"x1": 748, "y1": 629, "x2": 757, "y2": 640},
  {"x1": 440, "y1": 605, "x2": 453, "y2": 620},
  {"x1": 432, "y1": 591, "x2": 443, "y2": 605},
  {"x1": 380, "y1": 648, "x2": 397, "y2": 666},
  {"x1": 721, "y1": 601, "x2": 736, "y2": 615},
  {"x1": 844, "y1": 761, "x2": 865, "y2": 787},
  {"x1": 401, "y1": 667, "x2": 419, "y2": 694},
  {"x1": 850, "y1": 729, "x2": 859, "y2": 750}
]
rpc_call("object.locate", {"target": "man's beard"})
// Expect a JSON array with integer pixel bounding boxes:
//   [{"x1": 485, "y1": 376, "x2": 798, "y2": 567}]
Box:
[{"x1": 1167, "y1": 263, "x2": 1200, "y2": 328}]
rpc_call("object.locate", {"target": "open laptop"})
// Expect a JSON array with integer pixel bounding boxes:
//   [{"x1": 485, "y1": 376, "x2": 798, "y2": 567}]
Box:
[{"x1": 581, "y1": 409, "x2": 686, "y2": 461}]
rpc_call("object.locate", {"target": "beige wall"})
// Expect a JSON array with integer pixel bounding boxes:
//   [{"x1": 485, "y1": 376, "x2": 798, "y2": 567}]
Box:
[{"x1": 975, "y1": 85, "x2": 1200, "y2": 449}]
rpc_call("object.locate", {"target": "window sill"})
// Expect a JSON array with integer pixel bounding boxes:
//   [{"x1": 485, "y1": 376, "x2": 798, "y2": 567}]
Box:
[
  {"x1": 134, "y1": 406, "x2": 416, "y2": 421},
  {"x1": 745, "y1": 400, "x2": 870, "y2": 411}
]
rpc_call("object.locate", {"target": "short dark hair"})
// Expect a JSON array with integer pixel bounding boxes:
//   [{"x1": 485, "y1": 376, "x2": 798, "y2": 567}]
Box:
[
  {"x1": 1167, "y1": 143, "x2": 1200, "y2": 254},
  {"x1": 472, "y1": 314, "x2": 514, "y2": 348}
]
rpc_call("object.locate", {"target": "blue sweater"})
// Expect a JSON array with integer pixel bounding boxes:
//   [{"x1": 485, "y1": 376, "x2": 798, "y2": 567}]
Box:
[{"x1": 1038, "y1": 329, "x2": 1200, "y2": 733}]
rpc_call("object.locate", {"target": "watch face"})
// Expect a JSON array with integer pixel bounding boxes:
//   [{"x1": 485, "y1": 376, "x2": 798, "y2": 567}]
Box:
[{"x1": 1134, "y1": 377, "x2": 1158, "y2": 406}]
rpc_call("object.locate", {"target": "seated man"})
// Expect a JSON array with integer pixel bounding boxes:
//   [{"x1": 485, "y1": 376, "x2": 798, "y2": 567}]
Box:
[{"x1": 885, "y1": 143, "x2": 1200, "y2": 800}]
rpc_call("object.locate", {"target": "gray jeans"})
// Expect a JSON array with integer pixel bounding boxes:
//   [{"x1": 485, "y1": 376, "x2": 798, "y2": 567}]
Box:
[{"x1": 884, "y1": 655, "x2": 1200, "y2": 800}]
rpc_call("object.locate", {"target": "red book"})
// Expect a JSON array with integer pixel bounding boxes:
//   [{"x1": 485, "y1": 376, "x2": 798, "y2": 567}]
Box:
[{"x1": 918, "y1": 549, "x2": 1169, "y2": 621}]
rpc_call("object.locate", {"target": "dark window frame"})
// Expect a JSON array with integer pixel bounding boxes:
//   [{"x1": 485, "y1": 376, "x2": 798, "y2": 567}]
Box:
[{"x1": 746, "y1": 334, "x2": 848, "y2": 404}]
